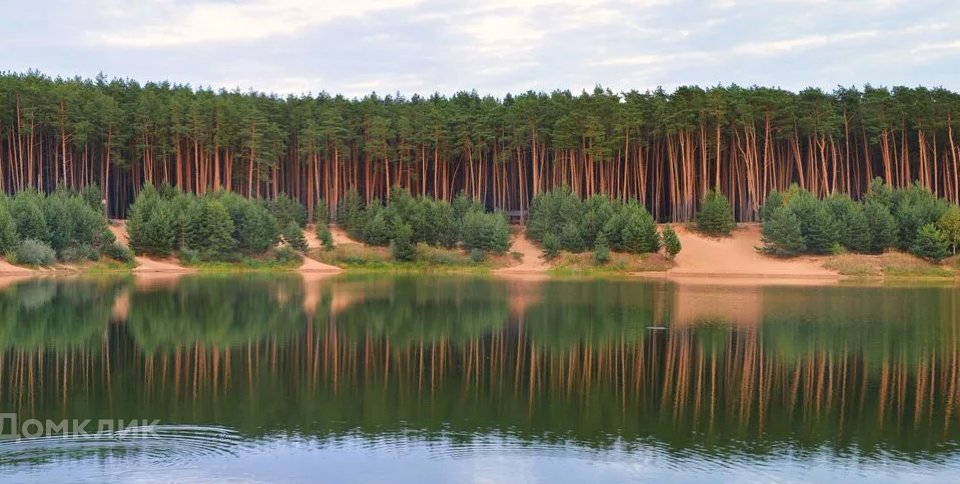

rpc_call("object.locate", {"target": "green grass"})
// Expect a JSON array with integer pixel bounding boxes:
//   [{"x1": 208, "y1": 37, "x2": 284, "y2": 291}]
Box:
[
  {"x1": 547, "y1": 251, "x2": 675, "y2": 276},
  {"x1": 307, "y1": 242, "x2": 508, "y2": 273},
  {"x1": 824, "y1": 252, "x2": 956, "y2": 278}
]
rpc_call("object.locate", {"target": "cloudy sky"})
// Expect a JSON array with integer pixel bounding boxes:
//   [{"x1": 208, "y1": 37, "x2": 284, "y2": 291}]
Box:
[{"x1": 3, "y1": 0, "x2": 958, "y2": 97}]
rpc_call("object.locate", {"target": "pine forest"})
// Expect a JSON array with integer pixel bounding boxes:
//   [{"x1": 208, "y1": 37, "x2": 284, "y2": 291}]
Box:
[{"x1": 4, "y1": 71, "x2": 960, "y2": 221}]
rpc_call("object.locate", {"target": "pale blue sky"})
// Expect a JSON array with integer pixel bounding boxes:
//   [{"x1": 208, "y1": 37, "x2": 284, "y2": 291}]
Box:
[{"x1": 3, "y1": 0, "x2": 958, "y2": 96}]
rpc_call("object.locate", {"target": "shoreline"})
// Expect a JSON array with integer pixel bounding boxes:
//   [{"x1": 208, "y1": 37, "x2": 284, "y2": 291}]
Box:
[{"x1": 0, "y1": 222, "x2": 954, "y2": 283}]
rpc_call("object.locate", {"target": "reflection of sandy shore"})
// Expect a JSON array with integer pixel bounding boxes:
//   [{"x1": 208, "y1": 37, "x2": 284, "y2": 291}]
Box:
[{"x1": 638, "y1": 272, "x2": 841, "y2": 287}]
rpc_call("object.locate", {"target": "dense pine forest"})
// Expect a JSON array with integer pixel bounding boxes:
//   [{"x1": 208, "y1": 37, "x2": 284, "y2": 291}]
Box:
[{"x1": 4, "y1": 71, "x2": 960, "y2": 221}]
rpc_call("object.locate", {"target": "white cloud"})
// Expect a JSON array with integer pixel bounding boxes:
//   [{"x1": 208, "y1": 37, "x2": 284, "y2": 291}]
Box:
[
  {"x1": 92, "y1": 0, "x2": 425, "y2": 47},
  {"x1": 732, "y1": 31, "x2": 879, "y2": 56}
]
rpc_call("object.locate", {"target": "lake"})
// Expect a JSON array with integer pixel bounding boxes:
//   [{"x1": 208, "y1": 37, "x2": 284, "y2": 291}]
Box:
[{"x1": 0, "y1": 274, "x2": 958, "y2": 483}]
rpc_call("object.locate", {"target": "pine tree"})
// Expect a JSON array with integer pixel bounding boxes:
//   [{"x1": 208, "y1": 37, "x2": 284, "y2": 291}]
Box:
[
  {"x1": 910, "y1": 224, "x2": 950, "y2": 262},
  {"x1": 696, "y1": 189, "x2": 736, "y2": 236},
  {"x1": 0, "y1": 204, "x2": 18, "y2": 254},
  {"x1": 662, "y1": 224, "x2": 681, "y2": 258},
  {"x1": 390, "y1": 223, "x2": 416, "y2": 262},
  {"x1": 864, "y1": 201, "x2": 897, "y2": 254},
  {"x1": 759, "y1": 207, "x2": 806, "y2": 257},
  {"x1": 317, "y1": 223, "x2": 335, "y2": 250},
  {"x1": 282, "y1": 221, "x2": 309, "y2": 252},
  {"x1": 593, "y1": 232, "x2": 610, "y2": 265},
  {"x1": 761, "y1": 190, "x2": 783, "y2": 222},
  {"x1": 939, "y1": 207, "x2": 960, "y2": 255}
]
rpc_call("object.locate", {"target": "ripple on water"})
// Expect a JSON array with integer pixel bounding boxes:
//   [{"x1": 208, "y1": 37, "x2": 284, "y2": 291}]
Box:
[{"x1": 0, "y1": 424, "x2": 247, "y2": 472}]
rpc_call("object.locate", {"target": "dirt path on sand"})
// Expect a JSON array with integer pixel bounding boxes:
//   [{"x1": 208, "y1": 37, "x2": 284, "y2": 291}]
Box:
[
  {"x1": 667, "y1": 224, "x2": 836, "y2": 279},
  {"x1": 495, "y1": 233, "x2": 549, "y2": 277}
]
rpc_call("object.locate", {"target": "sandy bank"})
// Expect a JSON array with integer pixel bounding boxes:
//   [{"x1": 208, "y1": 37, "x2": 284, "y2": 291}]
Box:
[
  {"x1": 494, "y1": 233, "x2": 550, "y2": 278},
  {"x1": 667, "y1": 224, "x2": 838, "y2": 279}
]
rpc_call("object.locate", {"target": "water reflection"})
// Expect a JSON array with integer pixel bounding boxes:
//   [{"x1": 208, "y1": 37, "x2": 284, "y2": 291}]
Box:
[{"x1": 0, "y1": 275, "x2": 958, "y2": 482}]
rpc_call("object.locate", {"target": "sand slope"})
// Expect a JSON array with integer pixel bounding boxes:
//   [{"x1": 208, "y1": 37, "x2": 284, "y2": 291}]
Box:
[
  {"x1": 669, "y1": 224, "x2": 836, "y2": 278},
  {"x1": 495, "y1": 233, "x2": 549, "y2": 277}
]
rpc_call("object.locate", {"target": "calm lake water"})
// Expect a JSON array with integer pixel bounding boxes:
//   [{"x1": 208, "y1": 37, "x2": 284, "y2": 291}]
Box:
[{"x1": 0, "y1": 274, "x2": 958, "y2": 483}]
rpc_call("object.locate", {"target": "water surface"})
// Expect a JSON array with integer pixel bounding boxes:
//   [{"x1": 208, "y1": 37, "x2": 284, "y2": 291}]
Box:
[{"x1": 0, "y1": 275, "x2": 958, "y2": 483}]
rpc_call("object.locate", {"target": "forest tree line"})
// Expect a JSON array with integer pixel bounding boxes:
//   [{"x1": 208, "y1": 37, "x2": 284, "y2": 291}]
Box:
[{"x1": 4, "y1": 71, "x2": 960, "y2": 221}]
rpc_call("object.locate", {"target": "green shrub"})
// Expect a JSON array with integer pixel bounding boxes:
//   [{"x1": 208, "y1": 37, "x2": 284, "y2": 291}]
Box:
[
  {"x1": 185, "y1": 199, "x2": 238, "y2": 257},
  {"x1": 273, "y1": 245, "x2": 303, "y2": 264},
  {"x1": 696, "y1": 188, "x2": 736, "y2": 236},
  {"x1": 314, "y1": 199, "x2": 329, "y2": 225},
  {"x1": 910, "y1": 223, "x2": 950, "y2": 262},
  {"x1": 543, "y1": 232, "x2": 560, "y2": 260},
  {"x1": 59, "y1": 244, "x2": 100, "y2": 263},
  {"x1": 16, "y1": 239, "x2": 56, "y2": 266},
  {"x1": 461, "y1": 211, "x2": 510, "y2": 254},
  {"x1": 939, "y1": 206, "x2": 960, "y2": 255},
  {"x1": 128, "y1": 184, "x2": 177, "y2": 256},
  {"x1": 317, "y1": 223, "x2": 335, "y2": 250},
  {"x1": 662, "y1": 223, "x2": 682, "y2": 258},
  {"x1": 511, "y1": 251, "x2": 523, "y2": 261},
  {"x1": 759, "y1": 207, "x2": 806, "y2": 257},
  {"x1": 282, "y1": 221, "x2": 309, "y2": 252},
  {"x1": 593, "y1": 232, "x2": 610, "y2": 265},
  {"x1": 0, "y1": 203, "x2": 18, "y2": 254},
  {"x1": 760, "y1": 189, "x2": 783, "y2": 222},
  {"x1": 559, "y1": 223, "x2": 585, "y2": 253},
  {"x1": 103, "y1": 243, "x2": 134, "y2": 263},
  {"x1": 469, "y1": 249, "x2": 487, "y2": 264},
  {"x1": 390, "y1": 224, "x2": 416, "y2": 262},
  {"x1": 269, "y1": 192, "x2": 307, "y2": 228},
  {"x1": 337, "y1": 190, "x2": 366, "y2": 238},
  {"x1": 10, "y1": 190, "x2": 49, "y2": 243},
  {"x1": 864, "y1": 201, "x2": 898, "y2": 253},
  {"x1": 81, "y1": 184, "x2": 103, "y2": 213}
]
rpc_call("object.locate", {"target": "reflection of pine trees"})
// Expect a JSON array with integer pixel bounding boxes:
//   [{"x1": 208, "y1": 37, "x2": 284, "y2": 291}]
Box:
[
  {"x1": 0, "y1": 279, "x2": 123, "y2": 351},
  {"x1": 126, "y1": 275, "x2": 308, "y2": 351},
  {"x1": 0, "y1": 277, "x2": 958, "y2": 459}
]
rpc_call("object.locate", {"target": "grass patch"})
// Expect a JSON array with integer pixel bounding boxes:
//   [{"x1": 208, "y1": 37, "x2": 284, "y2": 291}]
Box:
[
  {"x1": 181, "y1": 253, "x2": 302, "y2": 272},
  {"x1": 823, "y1": 254, "x2": 881, "y2": 276},
  {"x1": 308, "y1": 242, "x2": 510, "y2": 273},
  {"x1": 548, "y1": 251, "x2": 674, "y2": 276},
  {"x1": 824, "y1": 252, "x2": 955, "y2": 278}
]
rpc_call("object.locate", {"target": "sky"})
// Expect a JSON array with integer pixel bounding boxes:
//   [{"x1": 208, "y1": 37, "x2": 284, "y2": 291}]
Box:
[{"x1": 3, "y1": 0, "x2": 959, "y2": 98}]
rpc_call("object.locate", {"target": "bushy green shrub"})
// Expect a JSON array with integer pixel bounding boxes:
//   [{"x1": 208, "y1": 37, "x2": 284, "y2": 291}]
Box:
[
  {"x1": 10, "y1": 190, "x2": 49, "y2": 243},
  {"x1": 662, "y1": 224, "x2": 681, "y2": 258},
  {"x1": 317, "y1": 223, "x2": 335, "y2": 250},
  {"x1": 593, "y1": 232, "x2": 610, "y2": 265},
  {"x1": 60, "y1": 244, "x2": 100, "y2": 263},
  {"x1": 864, "y1": 201, "x2": 898, "y2": 253},
  {"x1": 542, "y1": 232, "x2": 560, "y2": 260},
  {"x1": 939, "y1": 206, "x2": 960, "y2": 255},
  {"x1": 696, "y1": 188, "x2": 736, "y2": 236},
  {"x1": 273, "y1": 245, "x2": 303, "y2": 264},
  {"x1": 761, "y1": 189, "x2": 783, "y2": 222},
  {"x1": 460, "y1": 211, "x2": 510, "y2": 254},
  {"x1": 269, "y1": 192, "x2": 307, "y2": 228},
  {"x1": 314, "y1": 199, "x2": 329, "y2": 225},
  {"x1": 390, "y1": 223, "x2": 416, "y2": 262},
  {"x1": 103, "y1": 242, "x2": 134, "y2": 263},
  {"x1": 16, "y1": 239, "x2": 56, "y2": 266},
  {"x1": 0, "y1": 203, "x2": 18, "y2": 254},
  {"x1": 337, "y1": 190, "x2": 366, "y2": 239},
  {"x1": 282, "y1": 221, "x2": 309, "y2": 252},
  {"x1": 910, "y1": 223, "x2": 950, "y2": 262},
  {"x1": 185, "y1": 199, "x2": 237, "y2": 257},
  {"x1": 469, "y1": 249, "x2": 487, "y2": 264},
  {"x1": 759, "y1": 207, "x2": 806, "y2": 257},
  {"x1": 128, "y1": 184, "x2": 177, "y2": 256},
  {"x1": 217, "y1": 190, "x2": 280, "y2": 254}
]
